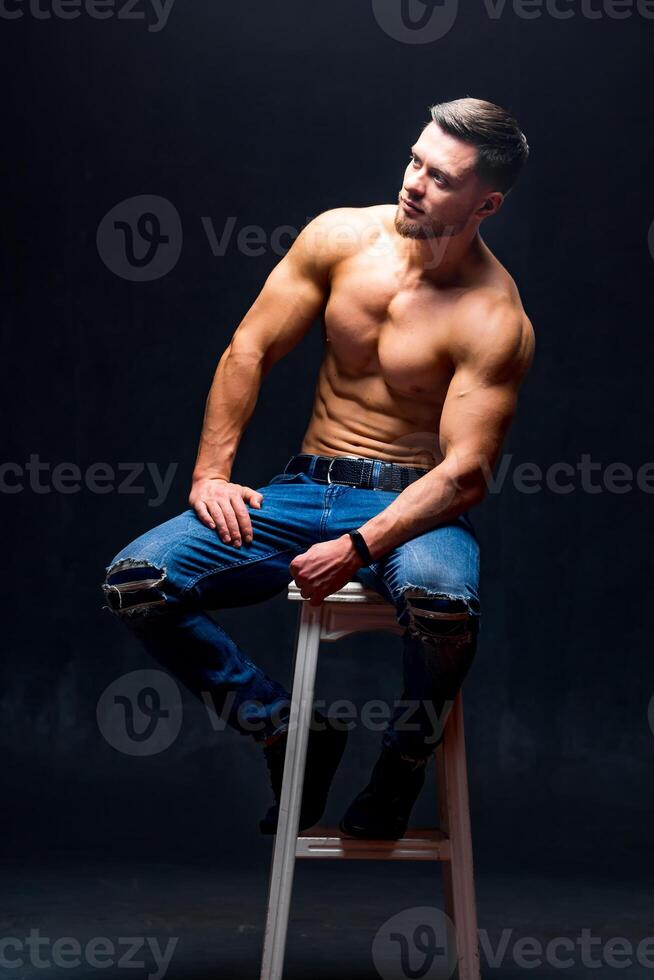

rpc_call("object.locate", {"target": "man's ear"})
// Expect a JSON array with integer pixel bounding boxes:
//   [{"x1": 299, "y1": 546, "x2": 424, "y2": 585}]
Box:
[{"x1": 476, "y1": 191, "x2": 504, "y2": 218}]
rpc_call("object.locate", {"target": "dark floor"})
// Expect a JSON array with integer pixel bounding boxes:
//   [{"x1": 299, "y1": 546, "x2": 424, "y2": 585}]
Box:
[{"x1": 2, "y1": 856, "x2": 653, "y2": 979}]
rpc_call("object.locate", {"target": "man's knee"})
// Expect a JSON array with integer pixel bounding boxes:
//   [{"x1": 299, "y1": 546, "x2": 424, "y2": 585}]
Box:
[
  {"x1": 399, "y1": 586, "x2": 480, "y2": 643},
  {"x1": 101, "y1": 555, "x2": 171, "y2": 619}
]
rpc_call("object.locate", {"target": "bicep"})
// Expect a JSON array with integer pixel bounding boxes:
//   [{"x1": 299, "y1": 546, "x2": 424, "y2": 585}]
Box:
[
  {"x1": 226, "y1": 216, "x2": 332, "y2": 370},
  {"x1": 439, "y1": 307, "x2": 534, "y2": 477},
  {"x1": 439, "y1": 365, "x2": 520, "y2": 474}
]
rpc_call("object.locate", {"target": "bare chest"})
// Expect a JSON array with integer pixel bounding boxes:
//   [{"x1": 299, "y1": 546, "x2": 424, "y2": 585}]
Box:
[{"x1": 324, "y1": 255, "x2": 456, "y2": 400}]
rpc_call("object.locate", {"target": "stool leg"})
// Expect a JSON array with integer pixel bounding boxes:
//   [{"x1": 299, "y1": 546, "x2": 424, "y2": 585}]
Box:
[
  {"x1": 436, "y1": 694, "x2": 480, "y2": 980},
  {"x1": 260, "y1": 602, "x2": 322, "y2": 980}
]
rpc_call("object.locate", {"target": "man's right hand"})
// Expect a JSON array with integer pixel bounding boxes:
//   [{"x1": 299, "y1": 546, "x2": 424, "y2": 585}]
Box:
[{"x1": 189, "y1": 477, "x2": 264, "y2": 547}]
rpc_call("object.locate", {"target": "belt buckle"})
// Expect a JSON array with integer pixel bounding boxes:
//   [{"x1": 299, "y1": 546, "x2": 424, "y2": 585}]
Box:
[{"x1": 327, "y1": 456, "x2": 365, "y2": 487}]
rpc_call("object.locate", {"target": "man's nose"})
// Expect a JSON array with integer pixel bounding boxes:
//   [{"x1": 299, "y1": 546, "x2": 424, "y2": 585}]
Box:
[{"x1": 404, "y1": 170, "x2": 425, "y2": 198}]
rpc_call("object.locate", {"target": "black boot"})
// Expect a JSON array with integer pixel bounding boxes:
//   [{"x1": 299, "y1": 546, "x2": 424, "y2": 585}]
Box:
[
  {"x1": 339, "y1": 747, "x2": 429, "y2": 840},
  {"x1": 259, "y1": 709, "x2": 348, "y2": 835}
]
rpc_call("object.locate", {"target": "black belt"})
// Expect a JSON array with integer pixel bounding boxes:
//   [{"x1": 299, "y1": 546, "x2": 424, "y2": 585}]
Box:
[{"x1": 283, "y1": 453, "x2": 430, "y2": 492}]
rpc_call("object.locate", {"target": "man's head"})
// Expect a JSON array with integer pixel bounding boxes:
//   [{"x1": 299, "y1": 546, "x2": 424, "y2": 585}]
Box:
[{"x1": 395, "y1": 97, "x2": 529, "y2": 241}]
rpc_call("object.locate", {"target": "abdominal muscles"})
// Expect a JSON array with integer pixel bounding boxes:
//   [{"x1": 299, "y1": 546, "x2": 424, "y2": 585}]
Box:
[{"x1": 300, "y1": 346, "x2": 447, "y2": 469}]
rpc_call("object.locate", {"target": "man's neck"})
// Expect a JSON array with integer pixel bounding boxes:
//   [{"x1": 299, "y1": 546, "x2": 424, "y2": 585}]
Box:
[{"x1": 397, "y1": 227, "x2": 484, "y2": 287}]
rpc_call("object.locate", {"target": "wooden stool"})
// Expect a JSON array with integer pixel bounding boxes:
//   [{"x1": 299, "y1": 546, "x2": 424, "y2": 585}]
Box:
[{"x1": 259, "y1": 581, "x2": 480, "y2": 980}]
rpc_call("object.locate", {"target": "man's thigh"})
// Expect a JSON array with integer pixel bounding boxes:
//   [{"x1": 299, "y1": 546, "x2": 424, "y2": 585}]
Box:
[
  {"x1": 358, "y1": 514, "x2": 481, "y2": 639},
  {"x1": 102, "y1": 470, "x2": 321, "y2": 615}
]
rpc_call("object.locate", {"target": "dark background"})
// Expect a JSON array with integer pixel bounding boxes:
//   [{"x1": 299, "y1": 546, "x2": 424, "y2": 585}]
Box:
[{"x1": 2, "y1": 0, "x2": 653, "y2": 973}]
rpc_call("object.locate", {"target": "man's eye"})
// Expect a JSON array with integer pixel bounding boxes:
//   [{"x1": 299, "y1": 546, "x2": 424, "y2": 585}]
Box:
[
  {"x1": 410, "y1": 155, "x2": 419, "y2": 167},
  {"x1": 432, "y1": 173, "x2": 447, "y2": 186}
]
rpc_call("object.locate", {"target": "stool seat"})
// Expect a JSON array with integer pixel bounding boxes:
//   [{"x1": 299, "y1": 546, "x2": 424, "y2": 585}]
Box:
[
  {"x1": 259, "y1": 579, "x2": 480, "y2": 980},
  {"x1": 287, "y1": 580, "x2": 387, "y2": 603}
]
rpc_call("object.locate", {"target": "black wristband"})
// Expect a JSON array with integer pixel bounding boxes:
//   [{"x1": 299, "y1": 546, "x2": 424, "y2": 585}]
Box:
[{"x1": 348, "y1": 529, "x2": 373, "y2": 566}]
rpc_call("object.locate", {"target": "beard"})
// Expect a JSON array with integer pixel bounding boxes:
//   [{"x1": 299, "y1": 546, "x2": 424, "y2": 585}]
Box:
[{"x1": 394, "y1": 200, "x2": 469, "y2": 240}]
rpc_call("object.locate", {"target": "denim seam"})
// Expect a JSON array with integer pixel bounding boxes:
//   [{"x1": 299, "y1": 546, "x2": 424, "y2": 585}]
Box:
[
  {"x1": 318, "y1": 483, "x2": 346, "y2": 541},
  {"x1": 179, "y1": 546, "x2": 299, "y2": 595}
]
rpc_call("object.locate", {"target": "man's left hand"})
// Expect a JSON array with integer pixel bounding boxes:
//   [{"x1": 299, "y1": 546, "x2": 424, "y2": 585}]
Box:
[{"x1": 289, "y1": 535, "x2": 364, "y2": 606}]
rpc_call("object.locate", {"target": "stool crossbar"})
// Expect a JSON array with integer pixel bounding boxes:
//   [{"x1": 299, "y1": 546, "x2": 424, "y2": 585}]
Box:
[{"x1": 259, "y1": 581, "x2": 480, "y2": 980}]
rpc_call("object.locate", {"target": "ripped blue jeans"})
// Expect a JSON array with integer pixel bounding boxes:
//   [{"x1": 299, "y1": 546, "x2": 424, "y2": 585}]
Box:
[{"x1": 101, "y1": 457, "x2": 481, "y2": 760}]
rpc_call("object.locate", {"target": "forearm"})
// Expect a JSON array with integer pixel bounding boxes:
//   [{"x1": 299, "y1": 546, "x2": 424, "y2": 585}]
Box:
[
  {"x1": 357, "y1": 458, "x2": 485, "y2": 561},
  {"x1": 192, "y1": 346, "x2": 265, "y2": 482}
]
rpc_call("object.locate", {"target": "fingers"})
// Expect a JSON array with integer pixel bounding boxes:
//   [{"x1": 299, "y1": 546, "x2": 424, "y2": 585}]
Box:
[
  {"x1": 242, "y1": 486, "x2": 264, "y2": 510},
  {"x1": 230, "y1": 494, "x2": 254, "y2": 545},
  {"x1": 205, "y1": 488, "x2": 260, "y2": 546},
  {"x1": 297, "y1": 582, "x2": 324, "y2": 605},
  {"x1": 214, "y1": 485, "x2": 263, "y2": 546},
  {"x1": 205, "y1": 501, "x2": 233, "y2": 543},
  {"x1": 215, "y1": 498, "x2": 243, "y2": 546},
  {"x1": 190, "y1": 482, "x2": 265, "y2": 548},
  {"x1": 193, "y1": 500, "x2": 217, "y2": 531},
  {"x1": 291, "y1": 566, "x2": 325, "y2": 605}
]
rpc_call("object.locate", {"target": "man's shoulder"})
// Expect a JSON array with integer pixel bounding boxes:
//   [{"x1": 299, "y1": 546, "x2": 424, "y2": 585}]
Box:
[
  {"x1": 451, "y1": 282, "x2": 535, "y2": 383},
  {"x1": 297, "y1": 204, "x2": 394, "y2": 267},
  {"x1": 305, "y1": 203, "x2": 393, "y2": 232}
]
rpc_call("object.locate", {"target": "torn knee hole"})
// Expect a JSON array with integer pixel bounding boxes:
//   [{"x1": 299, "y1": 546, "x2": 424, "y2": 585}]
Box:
[
  {"x1": 402, "y1": 588, "x2": 478, "y2": 642},
  {"x1": 102, "y1": 557, "x2": 168, "y2": 616}
]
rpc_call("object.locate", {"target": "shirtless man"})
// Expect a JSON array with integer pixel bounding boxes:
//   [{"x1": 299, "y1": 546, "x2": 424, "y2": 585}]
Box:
[{"x1": 102, "y1": 97, "x2": 534, "y2": 840}]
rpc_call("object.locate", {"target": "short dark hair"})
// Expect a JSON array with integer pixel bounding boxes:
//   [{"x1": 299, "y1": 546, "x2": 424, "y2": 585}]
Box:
[{"x1": 427, "y1": 97, "x2": 529, "y2": 195}]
